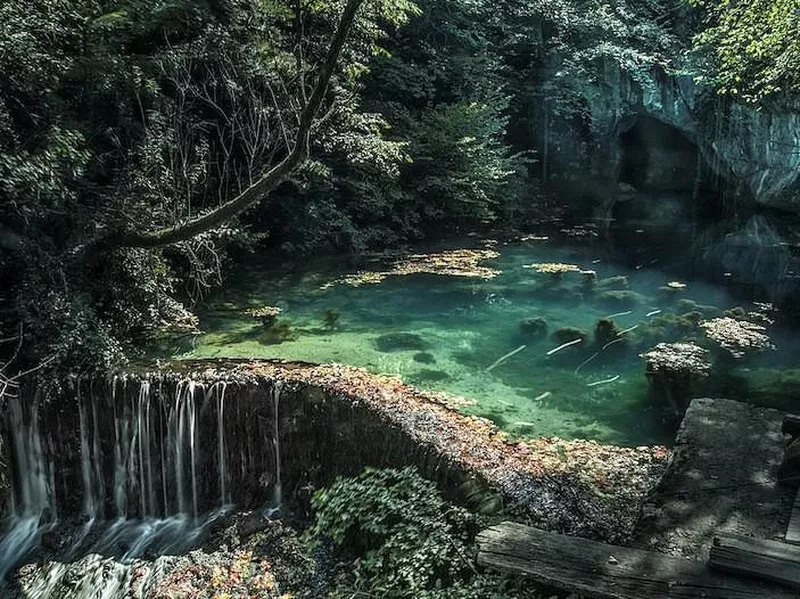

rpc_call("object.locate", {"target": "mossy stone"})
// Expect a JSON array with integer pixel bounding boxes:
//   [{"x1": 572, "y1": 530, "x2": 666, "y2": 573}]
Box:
[
  {"x1": 519, "y1": 317, "x2": 548, "y2": 338},
  {"x1": 375, "y1": 332, "x2": 429, "y2": 352}
]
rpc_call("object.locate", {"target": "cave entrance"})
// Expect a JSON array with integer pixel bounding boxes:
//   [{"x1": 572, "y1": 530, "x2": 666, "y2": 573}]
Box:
[{"x1": 618, "y1": 115, "x2": 699, "y2": 193}]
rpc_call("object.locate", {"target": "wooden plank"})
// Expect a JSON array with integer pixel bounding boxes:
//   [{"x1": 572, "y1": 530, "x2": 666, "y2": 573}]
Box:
[
  {"x1": 476, "y1": 522, "x2": 795, "y2": 599},
  {"x1": 782, "y1": 414, "x2": 800, "y2": 438},
  {"x1": 710, "y1": 535, "x2": 800, "y2": 589},
  {"x1": 786, "y1": 489, "x2": 800, "y2": 545}
]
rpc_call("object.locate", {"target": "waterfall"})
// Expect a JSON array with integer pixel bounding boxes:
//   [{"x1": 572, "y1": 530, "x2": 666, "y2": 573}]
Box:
[
  {"x1": 216, "y1": 381, "x2": 229, "y2": 506},
  {"x1": 0, "y1": 374, "x2": 286, "y2": 593},
  {"x1": 0, "y1": 391, "x2": 57, "y2": 581},
  {"x1": 272, "y1": 381, "x2": 283, "y2": 509}
]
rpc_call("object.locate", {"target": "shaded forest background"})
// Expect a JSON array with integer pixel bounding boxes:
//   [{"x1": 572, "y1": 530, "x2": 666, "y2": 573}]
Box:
[{"x1": 0, "y1": 0, "x2": 796, "y2": 374}]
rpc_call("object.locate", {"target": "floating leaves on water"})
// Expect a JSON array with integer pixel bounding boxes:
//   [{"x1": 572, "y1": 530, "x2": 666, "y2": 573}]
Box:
[
  {"x1": 641, "y1": 342, "x2": 712, "y2": 376},
  {"x1": 700, "y1": 317, "x2": 775, "y2": 358},
  {"x1": 320, "y1": 249, "x2": 501, "y2": 289},
  {"x1": 526, "y1": 262, "x2": 581, "y2": 276}
]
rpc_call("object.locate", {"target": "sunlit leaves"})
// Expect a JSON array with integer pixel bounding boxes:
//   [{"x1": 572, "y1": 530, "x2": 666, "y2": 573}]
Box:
[{"x1": 689, "y1": 0, "x2": 800, "y2": 102}]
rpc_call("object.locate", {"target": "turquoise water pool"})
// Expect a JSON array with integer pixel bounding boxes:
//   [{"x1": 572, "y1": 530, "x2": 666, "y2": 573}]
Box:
[{"x1": 165, "y1": 237, "x2": 799, "y2": 446}]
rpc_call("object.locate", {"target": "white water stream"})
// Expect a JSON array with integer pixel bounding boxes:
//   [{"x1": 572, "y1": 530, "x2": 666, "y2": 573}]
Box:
[{"x1": 0, "y1": 377, "x2": 285, "y2": 597}]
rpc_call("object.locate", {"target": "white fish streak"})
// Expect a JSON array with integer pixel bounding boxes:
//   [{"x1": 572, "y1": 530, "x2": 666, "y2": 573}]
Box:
[
  {"x1": 486, "y1": 345, "x2": 527, "y2": 372},
  {"x1": 546, "y1": 338, "x2": 583, "y2": 356},
  {"x1": 587, "y1": 375, "x2": 620, "y2": 387},
  {"x1": 533, "y1": 392, "x2": 551, "y2": 402}
]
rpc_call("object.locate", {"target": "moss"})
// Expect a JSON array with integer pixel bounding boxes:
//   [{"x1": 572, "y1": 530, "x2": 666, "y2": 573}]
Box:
[
  {"x1": 375, "y1": 332, "x2": 429, "y2": 352},
  {"x1": 630, "y1": 311, "x2": 702, "y2": 349},
  {"x1": 594, "y1": 319, "x2": 622, "y2": 347},
  {"x1": 657, "y1": 286, "x2": 685, "y2": 302},
  {"x1": 519, "y1": 316, "x2": 548, "y2": 338},
  {"x1": 596, "y1": 290, "x2": 647, "y2": 309},
  {"x1": 409, "y1": 369, "x2": 452, "y2": 383},
  {"x1": 256, "y1": 321, "x2": 296, "y2": 344},
  {"x1": 320, "y1": 308, "x2": 341, "y2": 330},
  {"x1": 725, "y1": 306, "x2": 748, "y2": 319},
  {"x1": 413, "y1": 352, "x2": 437, "y2": 364},
  {"x1": 552, "y1": 327, "x2": 589, "y2": 345},
  {"x1": 597, "y1": 276, "x2": 629, "y2": 290}
]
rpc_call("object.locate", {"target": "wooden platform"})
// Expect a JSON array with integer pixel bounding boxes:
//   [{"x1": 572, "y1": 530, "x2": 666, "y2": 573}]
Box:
[{"x1": 477, "y1": 522, "x2": 797, "y2": 598}]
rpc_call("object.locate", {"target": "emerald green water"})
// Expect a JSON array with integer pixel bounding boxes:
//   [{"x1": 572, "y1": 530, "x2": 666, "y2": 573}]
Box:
[{"x1": 165, "y1": 239, "x2": 800, "y2": 446}]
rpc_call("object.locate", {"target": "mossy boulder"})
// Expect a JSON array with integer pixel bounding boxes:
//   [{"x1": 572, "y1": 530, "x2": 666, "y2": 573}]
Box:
[
  {"x1": 594, "y1": 319, "x2": 622, "y2": 347},
  {"x1": 597, "y1": 276, "x2": 629, "y2": 290},
  {"x1": 677, "y1": 299, "x2": 720, "y2": 317},
  {"x1": 519, "y1": 317, "x2": 548, "y2": 338},
  {"x1": 552, "y1": 327, "x2": 589, "y2": 345},
  {"x1": 410, "y1": 369, "x2": 451, "y2": 384},
  {"x1": 256, "y1": 321, "x2": 296, "y2": 345},
  {"x1": 725, "y1": 306, "x2": 748, "y2": 319},
  {"x1": 596, "y1": 290, "x2": 646, "y2": 309},
  {"x1": 375, "y1": 332, "x2": 429, "y2": 353},
  {"x1": 413, "y1": 352, "x2": 437, "y2": 365}
]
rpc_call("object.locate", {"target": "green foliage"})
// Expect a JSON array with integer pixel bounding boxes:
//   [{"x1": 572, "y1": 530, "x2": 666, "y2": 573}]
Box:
[
  {"x1": 309, "y1": 467, "x2": 530, "y2": 599},
  {"x1": 689, "y1": 0, "x2": 800, "y2": 102}
]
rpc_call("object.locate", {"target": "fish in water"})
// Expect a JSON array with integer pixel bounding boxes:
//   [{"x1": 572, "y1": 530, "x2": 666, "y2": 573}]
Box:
[{"x1": 533, "y1": 391, "x2": 551, "y2": 402}]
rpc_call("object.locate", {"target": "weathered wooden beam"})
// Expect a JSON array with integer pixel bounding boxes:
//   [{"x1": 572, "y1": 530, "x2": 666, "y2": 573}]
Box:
[
  {"x1": 782, "y1": 414, "x2": 800, "y2": 439},
  {"x1": 710, "y1": 535, "x2": 800, "y2": 589},
  {"x1": 477, "y1": 522, "x2": 795, "y2": 599}
]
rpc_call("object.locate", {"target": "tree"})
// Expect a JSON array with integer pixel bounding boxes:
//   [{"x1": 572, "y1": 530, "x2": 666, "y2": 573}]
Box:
[
  {"x1": 689, "y1": 0, "x2": 800, "y2": 103},
  {"x1": 114, "y1": 0, "x2": 366, "y2": 247}
]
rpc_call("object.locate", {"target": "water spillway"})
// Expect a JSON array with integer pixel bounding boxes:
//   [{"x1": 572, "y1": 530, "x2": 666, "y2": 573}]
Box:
[
  {"x1": 0, "y1": 373, "x2": 285, "y2": 593},
  {"x1": 0, "y1": 360, "x2": 668, "y2": 596}
]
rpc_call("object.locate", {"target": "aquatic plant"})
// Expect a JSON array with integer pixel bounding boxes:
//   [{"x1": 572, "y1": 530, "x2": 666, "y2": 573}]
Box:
[
  {"x1": 259, "y1": 322, "x2": 297, "y2": 345},
  {"x1": 581, "y1": 270, "x2": 598, "y2": 291},
  {"x1": 594, "y1": 319, "x2": 622, "y2": 347},
  {"x1": 676, "y1": 299, "x2": 720, "y2": 317},
  {"x1": 375, "y1": 332, "x2": 429, "y2": 352},
  {"x1": 597, "y1": 276, "x2": 629, "y2": 290},
  {"x1": 700, "y1": 317, "x2": 775, "y2": 358},
  {"x1": 724, "y1": 306, "x2": 748, "y2": 319},
  {"x1": 552, "y1": 327, "x2": 589, "y2": 345},
  {"x1": 413, "y1": 352, "x2": 437, "y2": 364},
  {"x1": 596, "y1": 290, "x2": 646, "y2": 309},
  {"x1": 519, "y1": 316, "x2": 548, "y2": 338},
  {"x1": 321, "y1": 308, "x2": 341, "y2": 330},
  {"x1": 246, "y1": 306, "x2": 283, "y2": 326}
]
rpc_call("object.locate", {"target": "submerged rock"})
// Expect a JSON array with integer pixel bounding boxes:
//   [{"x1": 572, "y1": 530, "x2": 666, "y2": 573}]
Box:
[
  {"x1": 552, "y1": 327, "x2": 589, "y2": 346},
  {"x1": 597, "y1": 276, "x2": 630, "y2": 291},
  {"x1": 519, "y1": 317, "x2": 548, "y2": 339},
  {"x1": 413, "y1": 352, "x2": 437, "y2": 364},
  {"x1": 596, "y1": 290, "x2": 646, "y2": 309},
  {"x1": 375, "y1": 332, "x2": 429, "y2": 353}
]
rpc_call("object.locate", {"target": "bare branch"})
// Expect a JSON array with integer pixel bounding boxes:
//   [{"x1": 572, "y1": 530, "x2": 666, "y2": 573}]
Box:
[{"x1": 111, "y1": 0, "x2": 365, "y2": 249}]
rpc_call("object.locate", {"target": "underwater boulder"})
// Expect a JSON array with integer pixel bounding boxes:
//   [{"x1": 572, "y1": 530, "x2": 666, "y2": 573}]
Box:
[
  {"x1": 594, "y1": 319, "x2": 622, "y2": 347},
  {"x1": 519, "y1": 317, "x2": 548, "y2": 339},
  {"x1": 596, "y1": 290, "x2": 646, "y2": 309},
  {"x1": 413, "y1": 352, "x2": 437, "y2": 364},
  {"x1": 552, "y1": 327, "x2": 589, "y2": 345},
  {"x1": 375, "y1": 332, "x2": 429, "y2": 353},
  {"x1": 597, "y1": 276, "x2": 630, "y2": 290}
]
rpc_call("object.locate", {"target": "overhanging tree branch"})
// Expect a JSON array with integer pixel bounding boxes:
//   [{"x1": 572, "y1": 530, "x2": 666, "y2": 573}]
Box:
[{"x1": 114, "y1": 0, "x2": 365, "y2": 249}]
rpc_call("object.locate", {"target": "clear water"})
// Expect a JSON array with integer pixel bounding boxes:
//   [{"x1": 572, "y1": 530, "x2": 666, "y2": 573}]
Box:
[{"x1": 165, "y1": 238, "x2": 800, "y2": 446}]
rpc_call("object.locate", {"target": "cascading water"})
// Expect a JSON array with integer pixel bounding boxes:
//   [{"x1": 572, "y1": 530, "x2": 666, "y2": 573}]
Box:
[{"x1": 0, "y1": 375, "x2": 285, "y2": 597}]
